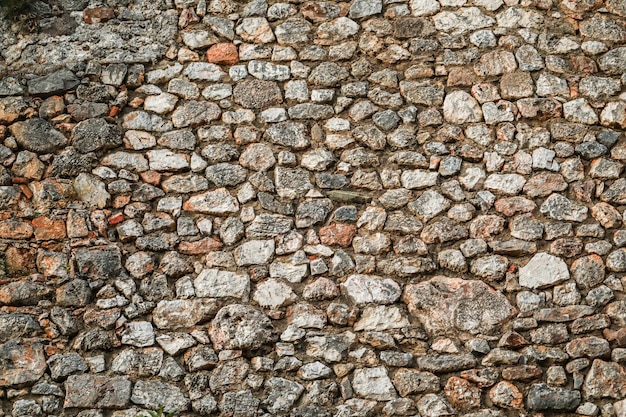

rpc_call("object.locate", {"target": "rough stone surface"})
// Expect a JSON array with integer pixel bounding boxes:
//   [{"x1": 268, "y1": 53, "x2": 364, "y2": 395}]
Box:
[
  {"x1": 403, "y1": 276, "x2": 516, "y2": 335},
  {"x1": 0, "y1": 1, "x2": 625, "y2": 415}
]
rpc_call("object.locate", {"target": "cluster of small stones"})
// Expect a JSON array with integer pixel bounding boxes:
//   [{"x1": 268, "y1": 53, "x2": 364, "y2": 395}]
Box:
[{"x1": 2, "y1": 0, "x2": 626, "y2": 416}]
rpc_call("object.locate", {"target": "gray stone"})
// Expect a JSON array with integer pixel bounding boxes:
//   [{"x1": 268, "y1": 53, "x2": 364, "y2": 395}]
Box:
[
  {"x1": 10, "y1": 118, "x2": 68, "y2": 154},
  {"x1": 210, "y1": 304, "x2": 275, "y2": 350},
  {"x1": 64, "y1": 375, "x2": 131, "y2": 408},
  {"x1": 27, "y1": 70, "x2": 80, "y2": 96},
  {"x1": 403, "y1": 276, "x2": 516, "y2": 335},
  {"x1": 131, "y1": 380, "x2": 189, "y2": 412}
]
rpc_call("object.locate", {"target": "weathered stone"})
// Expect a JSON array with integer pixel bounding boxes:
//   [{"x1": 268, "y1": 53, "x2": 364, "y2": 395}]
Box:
[
  {"x1": 64, "y1": 375, "x2": 131, "y2": 408},
  {"x1": 527, "y1": 383, "x2": 581, "y2": 411},
  {"x1": 341, "y1": 274, "x2": 401, "y2": 305},
  {"x1": 152, "y1": 299, "x2": 218, "y2": 330},
  {"x1": 209, "y1": 304, "x2": 275, "y2": 350},
  {"x1": 519, "y1": 252, "x2": 570, "y2": 289},
  {"x1": 403, "y1": 276, "x2": 516, "y2": 335},
  {"x1": 131, "y1": 380, "x2": 189, "y2": 411},
  {"x1": 352, "y1": 367, "x2": 397, "y2": 401},
  {"x1": 0, "y1": 340, "x2": 47, "y2": 387},
  {"x1": 10, "y1": 118, "x2": 67, "y2": 154}
]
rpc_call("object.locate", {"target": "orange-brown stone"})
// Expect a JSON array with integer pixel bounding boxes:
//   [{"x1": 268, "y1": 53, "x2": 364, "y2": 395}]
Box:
[
  {"x1": 206, "y1": 43, "x2": 239, "y2": 65},
  {"x1": 32, "y1": 216, "x2": 67, "y2": 241},
  {"x1": 179, "y1": 238, "x2": 223, "y2": 255},
  {"x1": 319, "y1": 224, "x2": 356, "y2": 247},
  {"x1": 0, "y1": 220, "x2": 33, "y2": 239}
]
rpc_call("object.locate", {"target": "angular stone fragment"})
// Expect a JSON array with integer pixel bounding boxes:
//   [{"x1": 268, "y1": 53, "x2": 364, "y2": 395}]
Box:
[
  {"x1": 0, "y1": 340, "x2": 47, "y2": 387},
  {"x1": 152, "y1": 299, "x2": 218, "y2": 330},
  {"x1": 10, "y1": 118, "x2": 67, "y2": 154},
  {"x1": 416, "y1": 354, "x2": 477, "y2": 373},
  {"x1": 540, "y1": 194, "x2": 588, "y2": 222},
  {"x1": 209, "y1": 304, "x2": 275, "y2": 350},
  {"x1": 74, "y1": 173, "x2": 110, "y2": 209},
  {"x1": 233, "y1": 79, "x2": 282, "y2": 109},
  {"x1": 72, "y1": 118, "x2": 122, "y2": 153},
  {"x1": 443, "y1": 90, "x2": 483, "y2": 123},
  {"x1": 64, "y1": 375, "x2": 131, "y2": 408},
  {"x1": 194, "y1": 268, "x2": 250, "y2": 300},
  {"x1": 519, "y1": 252, "x2": 570, "y2": 289},
  {"x1": 527, "y1": 383, "x2": 581, "y2": 411},
  {"x1": 583, "y1": 359, "x2": 626, "y2": 399},
  {"x1": 353, "y1": 367, "x2": 397, "y2": 401},
  {"x1": 131, "y1": 380, "x2": 189, "y2": 412},
  {"x1": 341, "y1": 274, "x2": 401, "y2": 305},
  {"x1": 266, "y1": 122, "x2": 310, "y2": 149},
  {"x1": 183, "y1": 188, "x2": 239, "y2": 215},
  {"x1": 403, "y1": 276, "x2": 516, "y2": 335},
  {"x1": 264, "y1": 377, "x2": 304, "y2": 414},
  {"x1": 253, "y1": 279, "x2": 297, "y2": 308},
  {"x1": 27, "y1": 70, "x2": 80, "y2": 95}
]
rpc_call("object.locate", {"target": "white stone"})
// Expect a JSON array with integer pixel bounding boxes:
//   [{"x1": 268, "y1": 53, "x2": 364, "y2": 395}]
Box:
[
  {"x1": 354, "y1": 306, "x2": 410, "y2": 331},
  {"x1": 194, "y1": 268, "x2": 250, "y2": 300},
  {"x1": 400, "y1": 170, "x2": 439, "y2": 190},
  {"x1": 144, "y1": 93, "x2": 178, "y2": 114},
  {"x1": 235, "y1": 239, "x2": 275, "y2": 266},
  {"x1": 519, "y1": 252, "x2": 570, "y2": 289},
  {"x1": 270, "y1": 262, "x2": 308, "y2": 283},
  {"x1": 253, "y1": 278, "x2": 297, "y2": 308},
  {"x1": 341, "y1": 274, "x2": 401, "y2": 305},
  {"x1": 147, "y1": 150, "x2": 189, "y2": 171},
  {"x1": 563, "y1": 99, "x2": 599, "y2": 125},
  {"x1": 410, "y1": 0, "x2": 440, "y2": 16},
  {"x1": 443, "y1": 90, "x2": 483, "y2": 123},
  {"x1": 352, "y1": 367, "x2": 397, "y2": 401},
  {"x1": 484, "y1": 173, "x2": 526, "y2": 195}
]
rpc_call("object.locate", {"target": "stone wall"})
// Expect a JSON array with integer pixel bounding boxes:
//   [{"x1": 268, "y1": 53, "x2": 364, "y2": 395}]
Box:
[{"x1": 1, "y1": 0, "x2": 626, "y2": 416}]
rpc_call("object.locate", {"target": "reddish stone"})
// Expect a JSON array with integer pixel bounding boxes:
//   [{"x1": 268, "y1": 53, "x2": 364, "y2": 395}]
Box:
[
  {"x1": 0, "y1": 220, "x2": 33, "y2": 239},
  {"x1": 550, "y1": 237, "x2": 583, "y2": 258},
  {"x1": 5, "y1": 246, "x2": 36, "y2": 275},
  {"x1": 502, "y1": 365, "x2": 543, "y2": 381},
  {"x1": 140, "y1": 170, "x2": 161, "y2": 185},
  {"x1": 494, "y1": 197, "x2": 536, "y2": 217},
  {"x1": 108, "y1": 213, "x2": 124, "y2": 226},
  {"x1": 469, "y1": 215, "x2": 505, "y2": 240},
  {"x1": 179, "y1": 238, "x2": 223, "y2": 255},
  {"x1": 206, "y1": 43, "x2": 239, "y2": 65},
  {"x1": 32, "y1": 216, "x2": 66, "y2": 241},
  {"x1": 444, "y1": 377, "x2": 481, "y2": 411},
  {"x1": 489, "y1": 381, "x2": 523, "y2": 409},
  {"x1": 19, "y1": 184, "x2": 33, "y2": 199},
  {"x1": 523, "y1": 173, "x2": 568, "y2": 198},
  {"x1": 591, "y1": 202, "x2": 622, "y2": 228},
  {"x1": 83, "y1": 7, "x2": 115, "y2": 24},
  {"x1": 113, "y1": 195, "x2": 131, "y2": 209},
  {"x1": 319, "y1": 224, "x2": 356, "y2": 247},
  {"x1": 498, "y1": 331, "x2": 529, "y2": 348},
  {"x1": 571, "y1": 55, "x2": 598, "y2": 74},
  {"x1": 0, "y1": 340, "x2": 47, "y2": 387}
]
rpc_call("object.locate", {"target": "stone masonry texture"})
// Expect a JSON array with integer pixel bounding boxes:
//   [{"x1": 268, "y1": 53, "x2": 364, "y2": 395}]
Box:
[{"x1": 1, "y1": 0, "x2": 626, "y2": 415}]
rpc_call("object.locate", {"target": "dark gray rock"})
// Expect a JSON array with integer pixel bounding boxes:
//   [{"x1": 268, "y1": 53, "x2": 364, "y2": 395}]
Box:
[
  {"x1": 27, "y1": 70, "x2": 80, "y2": 96},
  {"x1": 75, "y1": 246, "x2": 122, "y2": 280},
  {"x1": 527, "y1": 383, "x2": 581, "y2": 411},
  {"x1": 47, "y1": 353, "x2": 89, "y2": 381},
  {"x1": 10, "y1": 118, "x2": 68, "y2": 154}
]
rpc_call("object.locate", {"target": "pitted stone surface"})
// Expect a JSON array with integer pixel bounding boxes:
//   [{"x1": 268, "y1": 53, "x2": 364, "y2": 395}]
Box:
[{"x1": 1, "y1": 0, "x2": 626, "y2": 415}]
